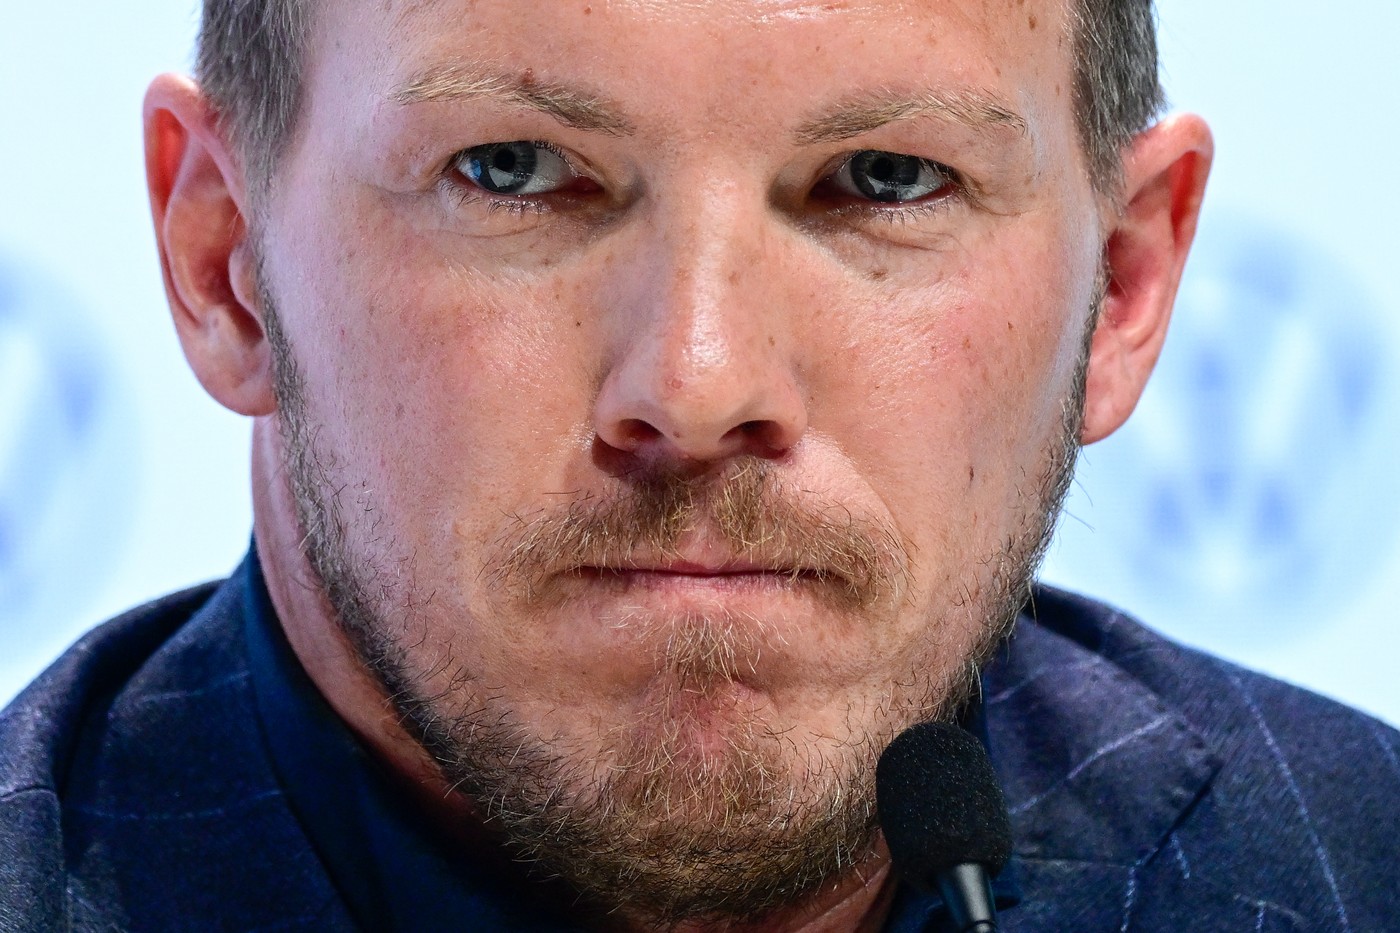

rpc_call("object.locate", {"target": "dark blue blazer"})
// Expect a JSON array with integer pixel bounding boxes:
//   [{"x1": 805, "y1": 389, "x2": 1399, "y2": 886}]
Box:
[{"x1": 2, "y1": 562, "x2": 1397, "y2": 931}]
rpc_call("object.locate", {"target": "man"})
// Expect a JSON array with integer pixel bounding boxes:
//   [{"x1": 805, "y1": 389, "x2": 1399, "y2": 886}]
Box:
[{"x1": 1, "y1": 0, "x2": 1395, "y2": 930}]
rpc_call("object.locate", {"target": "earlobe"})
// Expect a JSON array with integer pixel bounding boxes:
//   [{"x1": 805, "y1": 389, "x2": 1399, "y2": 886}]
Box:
[
  {"x1": 144, "y1": 73, "x2": 276, "y2": 417},
  {"x1": 1080, "y1": 113, "x2": 1214, "y2": 445}
]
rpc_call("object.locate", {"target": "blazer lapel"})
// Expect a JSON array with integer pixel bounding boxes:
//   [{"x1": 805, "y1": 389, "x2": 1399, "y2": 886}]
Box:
[{"x1": 981, "y1": 599, "x2": 1227, "y2": 931}]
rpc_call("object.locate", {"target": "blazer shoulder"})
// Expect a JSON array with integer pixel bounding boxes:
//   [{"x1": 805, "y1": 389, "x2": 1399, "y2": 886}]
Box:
[
  {"x1": 1024, "y1": 582, "x2": 1400, "y2": 752},
  {"x1": 0, "y1": 582, "x2": 221, "y2": 913},
  {"x1": 1019, "y1": 584, "x2": 1400, "y2": 929},
  {"x1": 0, "y1": 581, "x2": 222, "y2": 927},
  {"x1": 0, "y1": 581, "x2": 222, "y2": 796}
]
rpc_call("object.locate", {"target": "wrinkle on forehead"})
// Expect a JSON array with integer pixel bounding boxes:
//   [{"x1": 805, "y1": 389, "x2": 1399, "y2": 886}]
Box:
[
  {"x1": 378, "y1": 0, "x2": 1068, "y2": 68},
  {"x1": 574, "y1": 0, "x2": 915, "y2": 25},
  {"x1": 382, "y1": 0, "x2": 1063, "y2": 33},
  {"x1": 386, "y1": 0, "x2": 471, "y2": 30}
]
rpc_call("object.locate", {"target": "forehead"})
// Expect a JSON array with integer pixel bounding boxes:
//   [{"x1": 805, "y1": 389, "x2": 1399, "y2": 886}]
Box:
[
  {"x1": 304, "y1": 0, "x2": 1076, "y2": 141},
  {"x1": 373, "y1": 0, "x2": 1069, "y2": 47}
]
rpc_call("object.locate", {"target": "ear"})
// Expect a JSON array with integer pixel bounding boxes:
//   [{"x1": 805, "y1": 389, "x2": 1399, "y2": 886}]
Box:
[
  {"x1": 144, "y1": 73, "x2": 275, "y2": 417},
  {"x1": 1079, "y1": 113, "x2": 1214, "y2": 445}
]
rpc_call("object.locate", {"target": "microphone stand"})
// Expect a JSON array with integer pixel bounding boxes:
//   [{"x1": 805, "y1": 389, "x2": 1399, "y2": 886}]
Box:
[{"x1": 938, "y1": 863, "x2": 998, "y2": 933}]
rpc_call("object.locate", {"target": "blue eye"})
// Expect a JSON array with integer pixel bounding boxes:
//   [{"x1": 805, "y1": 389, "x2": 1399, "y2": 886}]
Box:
[
  {"x1": 830, "y1": 151, "x2": 955, "y2": 204},
  {"x1": 457, "y1": 142, "x2": 576, "y2": 196}
]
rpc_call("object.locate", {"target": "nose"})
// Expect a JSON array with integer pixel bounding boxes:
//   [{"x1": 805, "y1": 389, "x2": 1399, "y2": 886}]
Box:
[{"x1": 592, "y1": 196, "x2": 809, "y2": 466}]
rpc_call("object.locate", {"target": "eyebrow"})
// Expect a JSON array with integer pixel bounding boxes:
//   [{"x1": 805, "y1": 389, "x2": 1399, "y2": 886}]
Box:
[
  {"x1": 392, "y1": 66, "x2": 1026, "y2": 146},
  {"x1": 794, "y1": 89, "x2": 1028, "y2": 144},
  {"x1": 392, "y1": 65, "x2": 636, "y2": 136}
]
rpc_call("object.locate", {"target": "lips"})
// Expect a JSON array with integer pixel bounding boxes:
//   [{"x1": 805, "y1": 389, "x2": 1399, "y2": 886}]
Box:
[
  {"x1": 569, "y1": 558, "x2": 825, "y2": 589},
  {"x1": 590, "y1": 557, "x2": 803, "y2": 576},
  {"x1": 495, "y1": 488, "x2": 905, "y2": 611}
]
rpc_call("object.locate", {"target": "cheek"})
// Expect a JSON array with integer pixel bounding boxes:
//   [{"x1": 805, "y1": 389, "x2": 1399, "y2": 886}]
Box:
[
  {"x1": 263, "y1": 202, "x2": 599, "y2": 562},
  {"x1": 818, "y1": 232, "x2": 1092, "y2": 568}
]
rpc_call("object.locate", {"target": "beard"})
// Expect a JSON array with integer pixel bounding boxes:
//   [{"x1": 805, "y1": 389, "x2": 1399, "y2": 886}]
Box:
[{"x1": 259, "y1": 271, "x2": 1092, "y2": 926}]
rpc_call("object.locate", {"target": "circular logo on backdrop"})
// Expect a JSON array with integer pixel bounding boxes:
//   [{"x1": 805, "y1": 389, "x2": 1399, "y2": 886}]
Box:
[
  {"x1": 1043, "y1": 214, "x2": 1400, "y2": 650},
  {"x1": 0, "y1": 252, "x2": 133, "y2": 637}
]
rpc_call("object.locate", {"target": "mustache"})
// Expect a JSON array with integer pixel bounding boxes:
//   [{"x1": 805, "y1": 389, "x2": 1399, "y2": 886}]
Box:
[{"x1": 491, "y1": 459, "x2": 909, "y2": 610}]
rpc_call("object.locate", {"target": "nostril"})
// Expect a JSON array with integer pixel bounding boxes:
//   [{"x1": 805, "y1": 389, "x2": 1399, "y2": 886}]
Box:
[
  {"x1": 727, "y1": 419, "x2": 791, "y2": 457},
  {"x1": 735, "y1": 420, "x2": 768, "y2": 446},
  {"x1": 615, "y1": 418, "x2": 664, "y2": 450}
]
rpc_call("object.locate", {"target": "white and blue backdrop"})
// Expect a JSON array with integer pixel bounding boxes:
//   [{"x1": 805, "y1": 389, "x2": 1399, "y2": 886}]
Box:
[{"x1": 2, "y1": 2, "x2": 1398, "y2": 724}]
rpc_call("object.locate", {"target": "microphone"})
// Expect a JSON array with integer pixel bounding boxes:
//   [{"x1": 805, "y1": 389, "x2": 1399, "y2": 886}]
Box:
[{"x1": 876, "y1": 722, "x2": 1013, "y2": 933}]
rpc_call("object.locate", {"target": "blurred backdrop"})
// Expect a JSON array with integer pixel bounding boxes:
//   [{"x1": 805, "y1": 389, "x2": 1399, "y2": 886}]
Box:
[{"x1": 2, "y1": 2, "x2": 1397, "y2": 723}]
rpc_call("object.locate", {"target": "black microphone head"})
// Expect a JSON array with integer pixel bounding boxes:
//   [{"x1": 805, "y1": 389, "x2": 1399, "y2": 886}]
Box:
[{"x1": 876, "y1": 721, "x2": 1013, "y2": 886}]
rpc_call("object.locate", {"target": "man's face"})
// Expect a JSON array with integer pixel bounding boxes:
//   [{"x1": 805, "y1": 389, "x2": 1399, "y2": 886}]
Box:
[{"x1": 256, "y1": 0, "x2": 1101, "y2": 920}]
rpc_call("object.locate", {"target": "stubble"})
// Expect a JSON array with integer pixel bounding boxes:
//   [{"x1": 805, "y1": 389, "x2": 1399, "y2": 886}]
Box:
[{"x1": 257, "y1": 265, "x2": 1092, "y2": 925}]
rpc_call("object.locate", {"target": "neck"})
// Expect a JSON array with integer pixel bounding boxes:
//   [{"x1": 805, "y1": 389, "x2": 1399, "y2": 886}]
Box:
[
  {"x1": 608, "y1": 859, "x2": 898, "y2": 933},
  {"x1": 251, "y1": 420, "x2": 462, "y2": 812}
]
